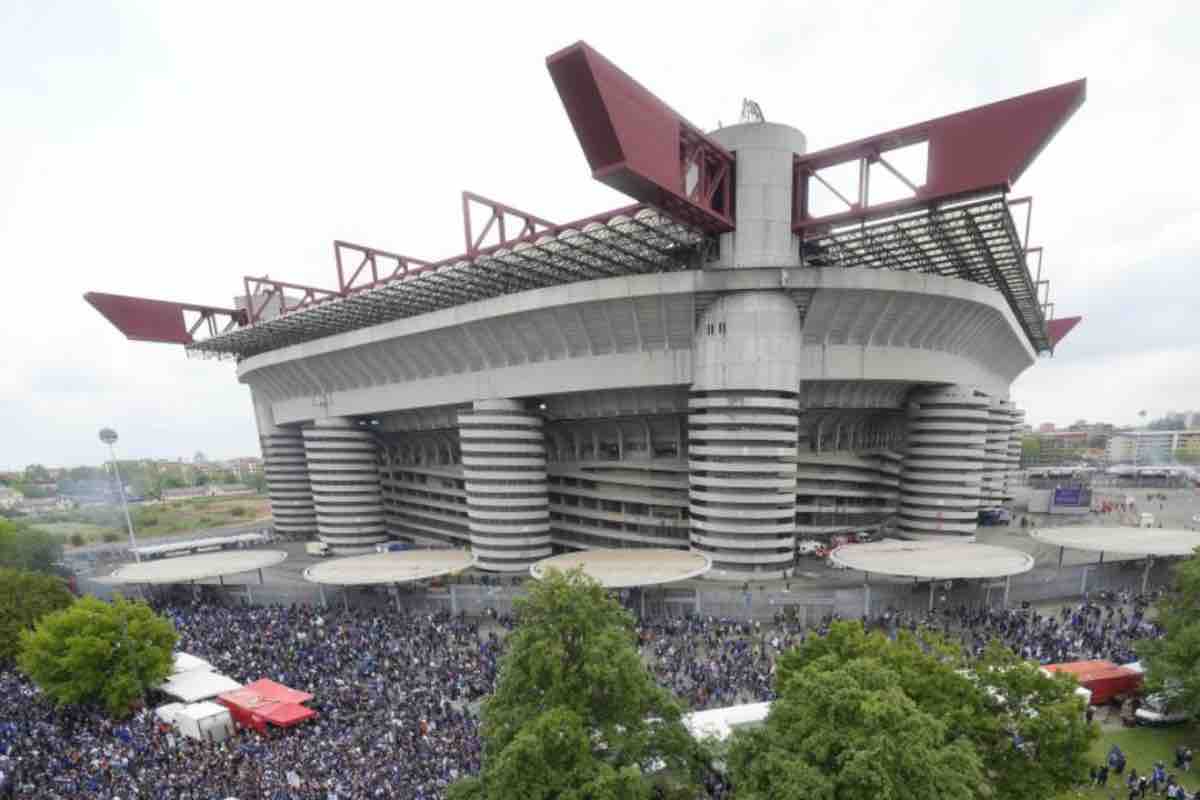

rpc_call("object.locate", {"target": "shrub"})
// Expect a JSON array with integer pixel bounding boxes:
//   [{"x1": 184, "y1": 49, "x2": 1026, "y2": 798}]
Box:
[
  {"x1": 67, "y1": 533, "x2": 85, "y2": 547},
  {"x1": 229, "y1": 506, "x2": 248, "y2": 517},
  {"x1": 101, "y1": 531, "x2": 121, "y2": 543}
]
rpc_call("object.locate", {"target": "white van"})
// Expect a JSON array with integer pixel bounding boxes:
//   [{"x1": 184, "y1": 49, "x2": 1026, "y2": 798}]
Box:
[
  {"x1": 1140, "y1": 512, "x2": 1155, "y2": 528},
  {"x1": 305, "y1": 541, "x2": 331, "y2": 557}
]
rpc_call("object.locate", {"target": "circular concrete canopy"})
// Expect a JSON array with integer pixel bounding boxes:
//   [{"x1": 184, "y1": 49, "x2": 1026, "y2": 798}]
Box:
[
  {"x1": 303, "y1": 549, "x2": 476, "y2": 586},
  {"x1": 830, "y1": 540, "x2": 1035, "y2": 580},
  {"x1": 108, "y1": 550, "x2": 288, "y2": 585},
  {"x1": 1031, "y1": 527, "x2": 1200, "y2": 558},
  {"x1": 530, "y1": 548, "x2": 712, "y2": 588}
]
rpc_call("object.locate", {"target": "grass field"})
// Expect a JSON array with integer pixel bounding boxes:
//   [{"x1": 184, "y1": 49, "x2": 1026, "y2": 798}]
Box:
[
  {"x1": 1057, "y1": 722, "x2": 1200, "y2": 799},
  {"x1": 31, "y1": 495, "x2": 271, "y2": 546}
]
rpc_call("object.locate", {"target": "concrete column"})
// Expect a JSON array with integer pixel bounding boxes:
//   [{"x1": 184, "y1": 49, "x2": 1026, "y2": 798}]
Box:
[
  {"x1": 302, "y1": 417, "x2": 387, "y2": 553},
  {"x1": 689, "y1": 291, "x2": 803, "y2": 580},
  {"x1": 706, "y1": 121, "x2": 806, "y2": 269},
  {"x1": 1005, "y1": 407, "x2": 1026, "y2": 499},
  {"x1": 458, "y1": 399, "x2": 551, "y2": 572},
  {"x1": 898, "y1": 385, "x2": 990, "y2": 539},
  {"x1": 981, "y1": 397, "x2": 1013, "y2": 510},
  {"x1": 253, "y1": 394, "x2": 317, "y2": 538}
]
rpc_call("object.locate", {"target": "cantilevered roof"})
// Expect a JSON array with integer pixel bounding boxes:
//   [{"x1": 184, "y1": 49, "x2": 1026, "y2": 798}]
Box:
[
  {"x1": 530, "y1": 548, "x2": 711, "y2": 588},
  {"x1": 107, "y1": 550, "x2": 287, "y2": 584},
  {"x1": 802, "y1": 195, "x2": 1051, "y2": 352},
  {"x1": 303, "y1": 549, "x2": 475, "y2": 586},
  {"x1": 1031, "y1": 527, "x2": 1200, "y2": 557},
  {"x1": 830, "y1": 540, "x2": 1035, "y2": 580},
  {"x1": 189, "y1": 206, "x2": 707, "y2": 359}
]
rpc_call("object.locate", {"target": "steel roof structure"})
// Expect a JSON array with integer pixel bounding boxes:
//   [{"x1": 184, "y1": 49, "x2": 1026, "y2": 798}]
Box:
[{"x1": 86, "y1": 41, "x2": 1084, "y2": 360}]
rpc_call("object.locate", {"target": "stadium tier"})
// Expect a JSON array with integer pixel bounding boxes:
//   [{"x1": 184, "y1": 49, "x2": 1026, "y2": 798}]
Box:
[{"x1": 87, "y1": 42, "x2": 1085, "y2": 578}]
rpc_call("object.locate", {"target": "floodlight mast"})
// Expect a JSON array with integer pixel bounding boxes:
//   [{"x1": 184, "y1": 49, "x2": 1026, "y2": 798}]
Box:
[{"x1": 99, "y1": 428, "x2": 139, "y2": 562}]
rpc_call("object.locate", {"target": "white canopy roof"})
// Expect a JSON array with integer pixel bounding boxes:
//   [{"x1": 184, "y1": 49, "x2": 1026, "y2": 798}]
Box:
[
  {"x1": 171, "y1": 652, "x2": 213, "y2": 676},
  {"x1": 158, "y1": 670, "x2": 243, "y2": 703}
]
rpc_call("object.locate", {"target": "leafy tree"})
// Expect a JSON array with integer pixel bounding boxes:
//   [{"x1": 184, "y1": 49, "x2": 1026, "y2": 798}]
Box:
[
  {"x1": 0, "y1": 519, "x2": 63, "y2": 574},
  {"x1": 1138, "y1": 549, "x2": 1200, "y2": 718},
  {"x1": 1173, "y1": 449, "x2": 1200, "y2": 465},
  {"x1": 448, "y1": 568, "x2": 703, "y2": 800},
  {"x1": 18, "y1": 595, "x2": 177, "y2": 717},
  {"x1": 1020, "y1": 436, "x2": 1041, "y2": 465},
  {"x1": 23, "y1": 464, "x2": 52, "y2": 483},
  {"x1": 0, "y1": 568, "x2": 74, "y2": 663},
  {"x1": 728, "y1": 622, "x2": 1093, "y2": 800}
]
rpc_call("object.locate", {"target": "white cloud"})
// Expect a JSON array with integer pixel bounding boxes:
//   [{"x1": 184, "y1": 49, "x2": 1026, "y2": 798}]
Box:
[{"x1": 1, "y1": 0, "x2": 1196, "y2": 468}]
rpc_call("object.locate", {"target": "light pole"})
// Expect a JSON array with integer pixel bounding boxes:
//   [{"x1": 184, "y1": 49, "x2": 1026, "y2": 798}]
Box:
[{"x1": 99, "y1": 427, "x2": 139, "y2": 561}]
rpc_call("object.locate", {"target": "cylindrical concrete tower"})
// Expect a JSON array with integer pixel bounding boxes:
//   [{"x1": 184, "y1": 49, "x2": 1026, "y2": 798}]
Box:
[
  {"x1": 981, "y1": 396, "x2": 1014, "y2": 510},
  {"x1": 898, "y1": 385, "x2": 989, "y2": 538},
  {"x1": 458, "y1": 399, "x2": 552, "y2": 572},
  {"x1": 689, "y1": 292, "x2": 803, "y2": 578},
  {"x1": 252, "y1": 393, "x2": 316, "y2": 538},
  {"x1": 302, "y1": 418, "x2": 387, "y2": 553},
  {"x1": 707, "y1": 121, "x2": 806, "y2": 269},
  {"x1": 1006, "y1": 407, "x2": 1026, "y2": 498}
]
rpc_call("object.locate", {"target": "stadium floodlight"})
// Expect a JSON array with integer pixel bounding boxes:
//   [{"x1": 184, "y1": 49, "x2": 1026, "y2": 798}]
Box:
[{"x1": 98, "y1": 427, "x2": 139, "y2": 561}]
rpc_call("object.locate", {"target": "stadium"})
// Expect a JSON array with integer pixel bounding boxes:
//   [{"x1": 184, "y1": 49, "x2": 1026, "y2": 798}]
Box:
[{"x1": 86, "y1": 42, "x2": 1085, "y2": 579}]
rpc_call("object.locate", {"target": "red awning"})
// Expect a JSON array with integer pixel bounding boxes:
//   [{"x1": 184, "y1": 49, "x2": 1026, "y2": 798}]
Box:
[{"x1": 218, "y1": 678, "x2": 316, "y2": 732}]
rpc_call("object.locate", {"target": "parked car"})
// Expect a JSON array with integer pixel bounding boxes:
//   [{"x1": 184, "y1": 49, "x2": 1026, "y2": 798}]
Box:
[
  {"x1": 1136, "y1": 692, "x2": 1191, "y2": 726},
  {"x1": 796, "y1": 540, "x2": 824, "y2": 556},
  {"x1": 305, "y1": 541, "x2": 331, "y2": 557}
]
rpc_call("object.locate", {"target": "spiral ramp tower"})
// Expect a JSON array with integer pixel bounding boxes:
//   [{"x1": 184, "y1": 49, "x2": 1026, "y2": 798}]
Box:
[{"x1": 302, "y1": 418, "x2": 388, "y2": 553}]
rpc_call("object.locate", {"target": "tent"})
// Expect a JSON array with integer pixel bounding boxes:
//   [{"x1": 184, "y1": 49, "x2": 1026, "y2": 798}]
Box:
[
  {"x1": 175, "y1": 701, "x2": 235, "y2": 742},
  {"x1": 171, "y1": 652, "x2": 213, "y2": 676},
  {"x1": 218, "y1": 678, "x2": 317, "y2": 733},
  {"x1": 159, "y1": 670, "x2": 244, "y2": 703}
]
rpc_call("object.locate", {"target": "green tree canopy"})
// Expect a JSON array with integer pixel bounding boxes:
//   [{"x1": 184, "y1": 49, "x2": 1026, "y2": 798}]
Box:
[
  {"x1": 23, "y1": 464, "x2": 52, "y2": 483},
  {"x1": 449, "y1": 568, "x2": 703, "y2": 800},
  {"x1": 0, "y1": 567, "x2": 74, "y2": 663},
  {"x1": 1138, "y1": 548, "x2": 1200, "y2": 718},
  {"x1": 728, "y1": 621, "x2": 1094, "y2": 800},
  {"x1": 18, "y1": 595, "x2": 177, "y2": 717},
  {"x1": 0, "y1": 518, "x2": 63, "y2": 574}
]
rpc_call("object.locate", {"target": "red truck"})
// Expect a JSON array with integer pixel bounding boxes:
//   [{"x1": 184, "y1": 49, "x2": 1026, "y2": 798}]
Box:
[{"x1": 1042, "y1": 660, "x2": 1143, "y2": 705}]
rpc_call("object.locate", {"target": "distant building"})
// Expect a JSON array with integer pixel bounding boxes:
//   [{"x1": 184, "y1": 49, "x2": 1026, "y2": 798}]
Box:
[
  {"x1": 1106, "y1": 430, "x2": 1200, "y2": 465},
  {"x1": 19, "y1": 496, "x2": 74, "y2": 515},
  {"x1": 1038, "y1": 422, "x2": 1057, "y2": 433}
]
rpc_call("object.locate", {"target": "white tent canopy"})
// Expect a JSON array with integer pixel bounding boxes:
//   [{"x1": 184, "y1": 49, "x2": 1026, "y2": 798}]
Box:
[{"x1": 158, "y1": 670, "x2": 242, "y2": 703}]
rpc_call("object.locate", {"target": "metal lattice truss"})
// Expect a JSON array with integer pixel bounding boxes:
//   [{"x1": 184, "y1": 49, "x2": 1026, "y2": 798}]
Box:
[
  {"x1": 188, "y1": 206, "x2": 708, "y2": 359},
  {"x1": 800, "y1": 195, "x2": 1051, "y2": 352}
]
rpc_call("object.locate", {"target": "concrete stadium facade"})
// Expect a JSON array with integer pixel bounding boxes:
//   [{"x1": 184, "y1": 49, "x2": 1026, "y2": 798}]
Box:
[{"x1": 238, "y1": 121, "x2": 1035, "y2": 578}]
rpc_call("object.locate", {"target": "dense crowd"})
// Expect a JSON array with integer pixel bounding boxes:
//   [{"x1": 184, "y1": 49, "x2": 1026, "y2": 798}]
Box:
[{"x1": 0, "y1": 593, "x2": 1173, "y2": 799}]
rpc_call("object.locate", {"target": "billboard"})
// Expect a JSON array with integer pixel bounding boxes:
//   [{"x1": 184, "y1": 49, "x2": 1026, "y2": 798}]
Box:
[{"x1": 1052, "y1": 487, "x2": 1088, "y2": 507}]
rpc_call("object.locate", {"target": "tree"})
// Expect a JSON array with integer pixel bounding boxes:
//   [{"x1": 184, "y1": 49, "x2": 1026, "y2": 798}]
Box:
[
  {"x1": 1173, "y1": 449, "x2": 1200, "y2": 465},
  {"x1": 1020, "y1": 436, "x2": 1041, "y2": 465},
  {"x1": 448, "y1": 569, "x2": 703, "y2": 800},
  {"x1": 23, "y1": 464, "x2": 51, "y2": 483},
  {"x1": 0, "y1": 518, "x2": 63, "y2": 574},
  {"x1": 0, "y1": 568, "x2": 73, "y2": 663},
  {"x1": 727, "y1": 622, "x2": 1094, "y2": 800},
  {"x1": 18, "y1": 595, "x2": 177, "y2": 717},
  {"x1": 1138, "y1": 549, "x2": 1200, "y2": 719}
]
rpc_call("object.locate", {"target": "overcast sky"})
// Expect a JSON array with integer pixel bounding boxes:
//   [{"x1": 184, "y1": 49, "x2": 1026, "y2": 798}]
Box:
[{"x1": 2, "y1": 1, "x2": 1197, "y2": 470}]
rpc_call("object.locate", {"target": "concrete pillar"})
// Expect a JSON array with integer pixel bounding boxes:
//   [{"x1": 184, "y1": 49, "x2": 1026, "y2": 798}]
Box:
[
  {"x1": 458, "y1": 399, "x2": 551, "y2": 572},
  {"x1": 1005, "y1": 407, "x2": 1026, "y2": 499},
  {"x1": 689, "y1": 292, "x2": 803, "y2": 580},
  {"x1": 899, "y1": 385, "x2": 989, "y2": 539},
  {"x1": 303, "y1": 417, "x2": 387, "y2": 553},
  {"x1": 706, "y1": 121, "x2": 806, "y2": 269},
  {"x1": 253, "y1": 394, "x2": 317, "y2": 538},
  {"x1": 981, "y1": 397, "x2": 1013, "y2": 509}
]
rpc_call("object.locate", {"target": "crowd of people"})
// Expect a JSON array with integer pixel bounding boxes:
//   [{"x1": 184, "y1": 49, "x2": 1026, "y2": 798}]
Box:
[{"x1": 0, "y1": 592, "x2": 1178, "y2": 799}]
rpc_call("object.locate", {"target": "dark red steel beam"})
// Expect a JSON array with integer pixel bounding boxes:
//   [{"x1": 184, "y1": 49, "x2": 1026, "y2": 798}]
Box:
[
  {"x1": 794, "y1": 78, "x2": 1086, "y2": 233},
  {"x1": 84, "y1": 292, "x2": 247, "y2": 345},
  {"x1": 334, "y1": 240, "x2": 431, "y2": 295},
  {"x1": 242, "y1": 276, "x2": 341, "y2": 324},
  {"x1": 547, "y1": 41, "x2": 734, "y2": 233},
  {"x1": 461, "y1": 192, "x2": 556, "y2": 258},
  {"x1": 1047, "y1": 316, "x2": 1082, "y2": 349}
]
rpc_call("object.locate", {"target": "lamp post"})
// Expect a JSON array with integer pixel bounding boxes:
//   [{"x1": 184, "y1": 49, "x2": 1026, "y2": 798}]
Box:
[{"x1": 99, "y1": 428, "x2": 139, "y2": 561}]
